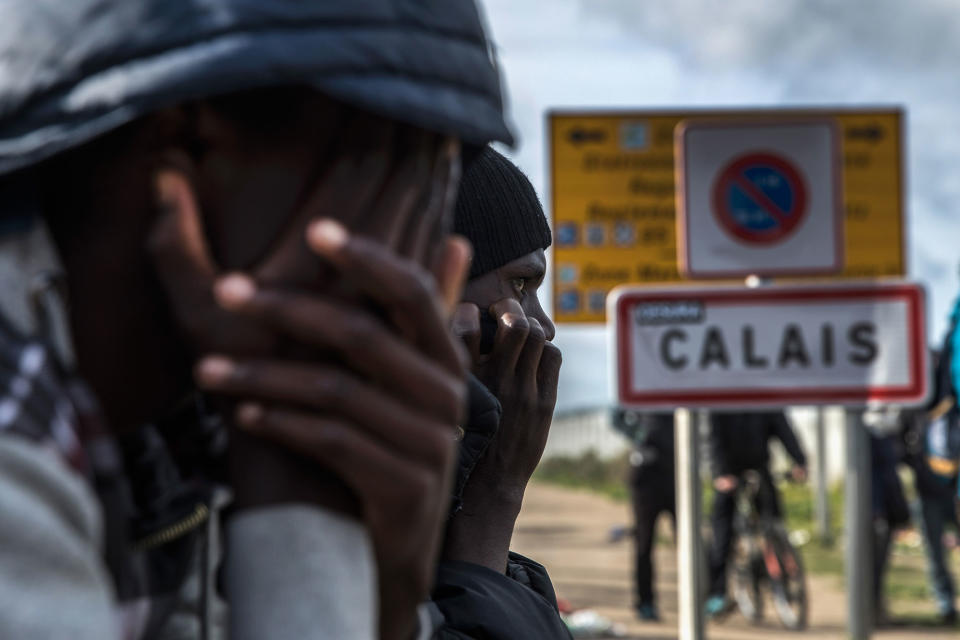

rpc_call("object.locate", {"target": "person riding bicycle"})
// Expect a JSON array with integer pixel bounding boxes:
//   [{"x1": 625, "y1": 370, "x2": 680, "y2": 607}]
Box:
[{"x1": 706, "y1": 410, "x2": 808, "y2": 618}]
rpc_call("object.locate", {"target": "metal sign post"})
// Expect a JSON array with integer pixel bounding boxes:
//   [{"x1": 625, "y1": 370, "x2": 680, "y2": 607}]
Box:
[
  {"x1": 814, "y1": 407, "x2": 833, "y2": 546},
  {"x1": 844, "y1": 409, "x2": 873, "y2": 639},
  {"x1": 674, "y1": 407, "x2": 704, "y2": 640}
]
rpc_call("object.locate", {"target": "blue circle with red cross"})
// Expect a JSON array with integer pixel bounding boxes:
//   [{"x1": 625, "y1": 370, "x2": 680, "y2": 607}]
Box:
[{"x1": 711, "y1": 152, "x2": 808, "y2": 245}]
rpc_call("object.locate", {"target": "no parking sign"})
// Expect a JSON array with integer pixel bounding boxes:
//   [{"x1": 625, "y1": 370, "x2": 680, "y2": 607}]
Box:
[
  {"x1": 677, "y1": 119, "x2": 842, "y2": 278},
  {"x1": 712, "y1": 152, "x2": 807, "y2": 244}
]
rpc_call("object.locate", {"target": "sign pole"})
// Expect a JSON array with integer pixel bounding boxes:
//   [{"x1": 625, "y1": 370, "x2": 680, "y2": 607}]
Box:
[
  {"x1": 814, "y1": 407, "x2": 833, "y2": 546},
  {"x1": 844, "y1": 409, "x2": 872, "y2": 639},
  {"x1": 675, "y1": 407, "x2": 704, "y2": 640}
]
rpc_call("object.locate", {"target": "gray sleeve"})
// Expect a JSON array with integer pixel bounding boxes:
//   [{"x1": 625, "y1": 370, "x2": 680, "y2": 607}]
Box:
[
  {"x1": 0, "y1": 436, "x2": 117, "y2": 639},
  {"x1": 225, "y1": 504, "x2": 378, "y2": 640}
]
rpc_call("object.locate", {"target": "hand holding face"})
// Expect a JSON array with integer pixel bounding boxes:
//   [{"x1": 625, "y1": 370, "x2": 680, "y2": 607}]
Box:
[
  {"x1": 454, "y1": 299, "x2": 562, "y2": 502},
  {"x1": 204, "y1": 221, "x2": 469, "y2": 640},
  {"x1": 443, "y1": 299, "x2": 561, "y2": 573},
  {"x1": 149, "y1": 134, "x2": 469, "y2": 640}
]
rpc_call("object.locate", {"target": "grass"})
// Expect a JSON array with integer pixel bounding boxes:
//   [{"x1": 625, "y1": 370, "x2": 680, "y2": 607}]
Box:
[
  {"x1": 533, "y1": 450, "x2": 633, "y2": 502},
  {"x1": 533, "y1": 449, "x2": 960, "y2": 609}
]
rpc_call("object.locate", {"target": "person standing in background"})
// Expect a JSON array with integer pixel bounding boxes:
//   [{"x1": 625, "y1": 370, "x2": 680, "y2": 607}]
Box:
[
  {"x1": 903, "y1": 282, "x2": 960, "y2": 626},
  {"x1": 864, "y1": 407, "x2": 911, "y2": 625},
  {"x1": 619, "y1": 411, "x2": 676, "y2": 622}
]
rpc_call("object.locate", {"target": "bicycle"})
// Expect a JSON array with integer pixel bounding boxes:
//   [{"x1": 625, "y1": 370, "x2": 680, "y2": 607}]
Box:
[{"x1": 729, "y1": 470, "x2": 808, "y2": 630}]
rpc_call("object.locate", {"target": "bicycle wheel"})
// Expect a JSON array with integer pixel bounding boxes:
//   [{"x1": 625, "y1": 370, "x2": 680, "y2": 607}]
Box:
[
  {"x1": 731, "y1": 536, "x2": 764, "y2": 624},
  {"x1": 766, "y1": 530, "x2": 808, "y2": 630}
]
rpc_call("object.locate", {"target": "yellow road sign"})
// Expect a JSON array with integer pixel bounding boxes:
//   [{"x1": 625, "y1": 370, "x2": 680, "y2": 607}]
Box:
[{"x1": 550, "y1": 108, "x2": 905, "y2": 323}]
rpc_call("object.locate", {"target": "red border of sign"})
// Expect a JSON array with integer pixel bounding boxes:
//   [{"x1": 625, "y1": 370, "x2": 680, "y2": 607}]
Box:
[
  {"x1": 711, "y1": 152, "x2": 808, "y2": 245},
  {"x1": 675, "y1": 118, "x2": 845, "y2": 279},
  {"x1": 612, "y1": 283, "x2": 927, "y2": 408}
]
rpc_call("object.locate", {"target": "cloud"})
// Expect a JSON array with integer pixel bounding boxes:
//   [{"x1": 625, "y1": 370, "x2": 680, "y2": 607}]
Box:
[
  {"x1": 481, "y1": 0, "x2": 960, "y2": 409},
  {"x1": 586, "y1": 0, "x2": 960, "y2": 73}
]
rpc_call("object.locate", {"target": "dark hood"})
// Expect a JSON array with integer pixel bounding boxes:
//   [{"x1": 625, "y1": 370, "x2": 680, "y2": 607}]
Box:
[{"x1": 0, "y1": 0, "x2": 514, "y2": 176}]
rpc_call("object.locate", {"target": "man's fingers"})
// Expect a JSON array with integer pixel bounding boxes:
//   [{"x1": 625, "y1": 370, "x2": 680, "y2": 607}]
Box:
[
  {"x1": 147, "y1": 169, "x2": 255, "y2": 347},
  {"x1": 211, "y1": 282, "x2": 466, "y2": 422},
  {"x1": 148, "y1": 169, "x2": 218, "y2": 291},
  {"x1": 434, "y1": 237, "x2": 472, "y2": 317},
  {"x1": 238, "y1": 406, "x2": 450, "y2": 525},
  {"x1": 488, "y1": 299, "x2": 529, "y2": 380},
  {"x1": 452, "y1": 302, "x2": 481, "y2": 365},
  {"x1": 196, "y1": 354, "x2": 464, "y2": 431},
  {"x1": 306, "y1": 219, "x2": 462, "y2": 373},
  {"x1": 372, "y1": 129, "x2": 435, "y2": 251},
  {"x1": 516, "y1": 317, "x2": 546, "y2": 384},
  {"x1": 147, "y1": 168, "x2": 274, "y2": 353},
  {"x1": 235, "y1": 398, "x2": 456, "y2": 469},
  {"x1": 246, "y1": 406, "x2": 451, "y2": 602},
  {"x1": 536, "y1": 342, "x2": 563, "y2": 410},
  {"x1": 254, "y1": 142, "x2": 391, "y2": 285},
  {"x1": 400, "y1": 139, "x2": 460, "y2": 265}
]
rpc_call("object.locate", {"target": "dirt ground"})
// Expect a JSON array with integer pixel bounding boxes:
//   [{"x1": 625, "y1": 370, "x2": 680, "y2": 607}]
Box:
[{"x1": 512, "y1": 482, "x2": 958, "y2": 639}]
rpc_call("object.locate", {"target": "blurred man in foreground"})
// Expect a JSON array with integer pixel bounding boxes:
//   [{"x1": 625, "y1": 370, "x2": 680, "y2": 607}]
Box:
[{"x1": 0, "y1": 2, "x2": 511, "y2": 638}]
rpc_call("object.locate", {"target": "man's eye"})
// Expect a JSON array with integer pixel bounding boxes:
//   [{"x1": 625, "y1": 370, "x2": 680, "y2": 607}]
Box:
[{"x1": 510, "y1": 277, "x2": 526, "y2": 294}]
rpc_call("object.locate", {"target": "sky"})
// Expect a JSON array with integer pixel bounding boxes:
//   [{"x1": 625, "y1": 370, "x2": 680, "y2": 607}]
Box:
[{"x1": 480, "y1": 0, "x2": 960, "y2": 411}]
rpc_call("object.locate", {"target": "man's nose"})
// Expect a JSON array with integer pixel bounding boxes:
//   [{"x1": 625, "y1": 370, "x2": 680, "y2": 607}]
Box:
[{"x1": 539, "y1": 312, "x2": 556, "y2": 342}]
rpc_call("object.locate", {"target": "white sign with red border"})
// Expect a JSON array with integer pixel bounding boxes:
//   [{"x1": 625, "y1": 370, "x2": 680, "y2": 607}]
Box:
[
  {"x1": 609, "y1": 282, "x2": 928, "y2": 408},
  {"x1": 676, "y1": 119, "x2": 843, "y2": 279}
]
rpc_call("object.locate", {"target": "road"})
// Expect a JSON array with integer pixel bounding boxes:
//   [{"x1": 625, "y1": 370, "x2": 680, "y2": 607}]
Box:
[{"x1": 512, "y1": 482, "x2": 957, "y2": 639}]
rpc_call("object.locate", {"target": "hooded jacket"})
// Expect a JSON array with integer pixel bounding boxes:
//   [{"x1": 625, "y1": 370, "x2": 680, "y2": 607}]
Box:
[{"x1": 0, "y1": 0, "x2": 513, "y2": 177}]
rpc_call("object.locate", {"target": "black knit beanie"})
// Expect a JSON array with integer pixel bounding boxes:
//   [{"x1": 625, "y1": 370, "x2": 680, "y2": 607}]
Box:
[{"x1": 454, "y1": 146, "x2": 552, "y2": 279}]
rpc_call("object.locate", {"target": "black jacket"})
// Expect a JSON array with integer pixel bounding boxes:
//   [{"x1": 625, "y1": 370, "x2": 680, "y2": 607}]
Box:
[
  {"x1": 433, "y1": 553, "x2": 571, "y2": 640},
  {"x1": 449, "y1": 375, "x2": 501, "y2": 517},
  {"x1": 709, "y1": 411, "x2": 806, "y2": 477},
  {"x1": 433, "y1": 376, "x2": 572, "y2": 639},
  {"x1": 613, "y1": 411, "x2": 674, "y2": 483}
]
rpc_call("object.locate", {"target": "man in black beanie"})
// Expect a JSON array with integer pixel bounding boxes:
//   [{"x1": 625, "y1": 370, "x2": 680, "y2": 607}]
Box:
[{"x1": 431, "y1": 146, "x2": 571, "y2": 639}]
